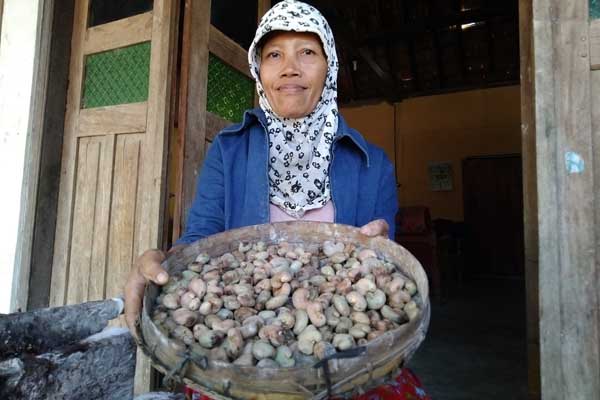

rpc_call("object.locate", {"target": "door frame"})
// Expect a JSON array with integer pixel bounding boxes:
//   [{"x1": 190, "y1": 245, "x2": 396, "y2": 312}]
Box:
[{"x1": 520, "y1": 0, "x2": 600, "y2": 398}]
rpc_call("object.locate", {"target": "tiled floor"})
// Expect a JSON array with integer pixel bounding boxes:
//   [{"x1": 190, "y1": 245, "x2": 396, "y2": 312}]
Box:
[{"x1": 408, "y1": 277, "x2": 528, "y2": 400}]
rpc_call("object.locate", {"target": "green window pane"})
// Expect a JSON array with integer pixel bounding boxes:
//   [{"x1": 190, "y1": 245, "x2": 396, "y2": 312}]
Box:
[
  {"x1": 592, "y1": 0, "x2": 600, "y2": 19},
  {"x1": 82, "y1": 42, "x2": 151, "y2": 109},
  {"x1": 207, "y1": 54, "x2": 255, "y2": 123}
]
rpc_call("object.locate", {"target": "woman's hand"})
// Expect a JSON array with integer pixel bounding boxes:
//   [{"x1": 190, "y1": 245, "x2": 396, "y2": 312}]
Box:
[
  {"x1": 360, "y1": 219, "x2": 390, "y2": 238},
  {"x1": 124, "y1": 249, "x2": 169, "y2": 340}
]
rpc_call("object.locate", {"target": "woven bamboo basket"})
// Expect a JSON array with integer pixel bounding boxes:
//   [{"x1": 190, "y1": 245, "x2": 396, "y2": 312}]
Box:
[{"x1": 138, "y1": 221, "x2": 430, "y2": 399}]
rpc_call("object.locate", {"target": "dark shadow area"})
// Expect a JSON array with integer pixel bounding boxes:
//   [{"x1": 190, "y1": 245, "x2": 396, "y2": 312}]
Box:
[{"x1": 409, "y1": 277, "x2": 527, "y2": 399}]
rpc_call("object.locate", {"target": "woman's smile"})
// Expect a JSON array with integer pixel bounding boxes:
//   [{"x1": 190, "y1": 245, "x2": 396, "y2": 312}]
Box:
[{"x1": 278, "y1": 84, "x2": 307, "y2": 94}]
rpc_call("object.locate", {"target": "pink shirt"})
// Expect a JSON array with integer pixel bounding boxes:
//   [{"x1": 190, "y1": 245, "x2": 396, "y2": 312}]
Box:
[{"x1": 269, "y1": 200, "x2": 335, "y2": 223}]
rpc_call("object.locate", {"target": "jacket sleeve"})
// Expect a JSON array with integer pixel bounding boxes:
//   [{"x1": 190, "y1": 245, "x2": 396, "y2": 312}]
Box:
[
  {"x1": 375, "y1": 152, "x2": 399, "y2": 240},
  {"x1": 175, "y1": 139, "x2": 226, "y2": 245}
]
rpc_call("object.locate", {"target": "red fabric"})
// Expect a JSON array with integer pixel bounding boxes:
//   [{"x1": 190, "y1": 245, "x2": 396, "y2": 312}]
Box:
[
  {"x1": 352, "y1": 369, "x2": 431, "y2": 400},
  {"x1": 184, "y1": 369, "x2": 430, "y2": 400}
]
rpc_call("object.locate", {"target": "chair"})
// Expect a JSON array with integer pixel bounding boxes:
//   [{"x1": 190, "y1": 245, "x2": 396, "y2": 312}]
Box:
[{"x1": 394, "y1": 206, "x2": 441, "y2": 301}]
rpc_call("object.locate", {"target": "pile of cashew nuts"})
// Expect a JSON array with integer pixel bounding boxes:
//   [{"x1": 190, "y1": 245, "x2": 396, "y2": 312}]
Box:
[{"x1": 152, "y1": 240, "x2": 421, "y2": 368}]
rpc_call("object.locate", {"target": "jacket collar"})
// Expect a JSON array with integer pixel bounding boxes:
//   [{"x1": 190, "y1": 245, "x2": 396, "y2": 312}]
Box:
[{"x1": 220, "y1": 108, "x2": 370, "y2": 166}]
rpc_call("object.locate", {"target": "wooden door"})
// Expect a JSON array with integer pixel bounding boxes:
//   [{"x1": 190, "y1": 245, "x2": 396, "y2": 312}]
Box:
[
  {"x1": 50, "y1": 0, "x2": 177, "y2": 307},
  {"x1": 172, "y1": 0, "x2": 270, "y2": 240},
  {"x1": 462, "y1": 155, "x2": 524, "y2": 277}
]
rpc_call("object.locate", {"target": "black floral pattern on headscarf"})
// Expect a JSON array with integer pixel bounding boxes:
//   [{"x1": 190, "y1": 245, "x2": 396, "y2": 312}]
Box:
[{"x1": 248, "y1": 0, "x2": 339, "y2": 218}]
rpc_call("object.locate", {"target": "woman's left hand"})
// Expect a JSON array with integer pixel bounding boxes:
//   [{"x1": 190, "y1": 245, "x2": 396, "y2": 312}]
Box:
[{"x1": 359, "y1": 219, "x2": 389, "y2": 238}]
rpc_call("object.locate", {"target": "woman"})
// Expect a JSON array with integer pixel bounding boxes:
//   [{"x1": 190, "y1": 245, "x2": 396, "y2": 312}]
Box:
[{"x1": 125, "y1": 1, "x2": 429, "y2": 399}]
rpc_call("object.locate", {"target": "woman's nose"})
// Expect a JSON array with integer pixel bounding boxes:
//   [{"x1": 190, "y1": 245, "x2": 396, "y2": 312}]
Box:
[{"x1": 280, "y1": 55, "x2": 301, "y2": 77}]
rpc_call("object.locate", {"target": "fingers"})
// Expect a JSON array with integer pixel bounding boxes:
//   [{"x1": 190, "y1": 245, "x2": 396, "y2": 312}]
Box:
[
  {"x1": 360, "y1": 219, "x2": 389, "y2": 237},
  {"x1": 138, "y1": 249, "x2": 169, "y2": 285},
  {"x1": 124, "y1": 249, "x2": 168, "y2": 340},
  {"x1": 124, "y1": 269, "x2": 146, "y2": 341}
]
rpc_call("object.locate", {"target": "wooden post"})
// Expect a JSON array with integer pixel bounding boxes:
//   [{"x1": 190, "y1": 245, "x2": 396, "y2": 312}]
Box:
[
  {"x1": 258, "y1": 0, "x2": 271, "y2": 22},
  {"x1": 173, "y1": 0, "x2": 211, "y2": 241},
  {"x1": 518, "y1": 0, "x2": 540, "y2": 398},
  {"x1": 11, "y1": 0, "x2": 54, "y2": 312},
  {"x1": 531, "y1": 0, "x2": 600, "y2": 398}
]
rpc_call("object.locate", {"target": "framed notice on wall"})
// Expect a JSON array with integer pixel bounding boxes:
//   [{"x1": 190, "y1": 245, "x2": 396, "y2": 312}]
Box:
[{"x1": 428, "y1": 162, "x2": 453, "y2": 191}]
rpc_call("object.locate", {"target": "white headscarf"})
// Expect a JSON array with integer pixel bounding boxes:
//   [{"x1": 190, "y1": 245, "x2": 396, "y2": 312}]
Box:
[{"x1": 248, "y1": 0, "x2": 339, "y2": 218}]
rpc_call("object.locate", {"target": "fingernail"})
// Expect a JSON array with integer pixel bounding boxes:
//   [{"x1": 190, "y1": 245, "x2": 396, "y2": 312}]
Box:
[{"x1": 157, "y1": 272, "x2": 168, "y2": 283}]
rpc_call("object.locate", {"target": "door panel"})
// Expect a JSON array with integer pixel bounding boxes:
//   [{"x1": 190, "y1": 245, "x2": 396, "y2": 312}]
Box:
[{"x1": 50, "y1": 1, "x2": 176, "y2": 309}]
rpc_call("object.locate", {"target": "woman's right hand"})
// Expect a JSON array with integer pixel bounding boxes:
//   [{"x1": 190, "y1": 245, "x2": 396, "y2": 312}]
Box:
[{"x1": 124, "y1": 249, "x2": 169, "y2": 340}]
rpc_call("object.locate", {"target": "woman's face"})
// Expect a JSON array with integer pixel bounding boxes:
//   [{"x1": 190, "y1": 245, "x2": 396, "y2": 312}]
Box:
[{"x1": 259, "y1": 31, "x2": 328, "y2": 119}]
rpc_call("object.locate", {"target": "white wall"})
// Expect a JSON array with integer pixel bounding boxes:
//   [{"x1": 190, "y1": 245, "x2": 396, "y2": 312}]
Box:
[{"x1": 0, "y1": 0, "x2": 42, "y2": 312}]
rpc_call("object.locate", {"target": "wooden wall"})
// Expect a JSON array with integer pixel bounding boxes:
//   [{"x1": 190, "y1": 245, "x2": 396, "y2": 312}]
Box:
[{"x1": 527, "y1": 0, "x2": 600, "y2": 398}]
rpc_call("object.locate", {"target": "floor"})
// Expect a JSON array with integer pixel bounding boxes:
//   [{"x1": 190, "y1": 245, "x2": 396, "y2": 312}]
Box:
[{"x1": 408, "y1": 277, "x2": 528, "y2": 400}]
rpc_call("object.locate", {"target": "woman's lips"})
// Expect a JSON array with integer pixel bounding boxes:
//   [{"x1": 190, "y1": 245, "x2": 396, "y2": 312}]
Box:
[{"x1": 277, "y1": 84, "x2": 306, "y2": 93}]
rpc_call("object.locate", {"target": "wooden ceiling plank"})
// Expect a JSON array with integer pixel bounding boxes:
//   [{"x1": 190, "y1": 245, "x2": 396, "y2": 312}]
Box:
[
  {"x1": 430, "y1": 0, "x2": 445, "y2": 89},
  {"x1": 320, "y1": 0, "x2": 396, "y2": 101},
  {"x1": 454, "y1": 0, "x2": 468, "y2": 84},
  {"x1": 363, "y1": 5, "x2": 517, "y2": 45},
  {"x1": 486, "y1": 16, "x2": 495, "y2": 81},
  {"x1": 401, "y1": 0, "x2": 420, "y2": 92}
]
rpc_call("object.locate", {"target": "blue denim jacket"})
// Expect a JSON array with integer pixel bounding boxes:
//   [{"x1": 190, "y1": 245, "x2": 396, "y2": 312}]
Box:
[{"x1": 176, "y1": 108, "x2": 398, "y2": 244}]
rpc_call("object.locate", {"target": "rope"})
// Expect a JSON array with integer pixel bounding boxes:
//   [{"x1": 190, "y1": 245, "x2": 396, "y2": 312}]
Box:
[
  {"x1": 313, "y1": 346, "x2": 367, "y2": 398},
  {"x1": 162, "y1": 350, "x2": 209, "y2": 390}
]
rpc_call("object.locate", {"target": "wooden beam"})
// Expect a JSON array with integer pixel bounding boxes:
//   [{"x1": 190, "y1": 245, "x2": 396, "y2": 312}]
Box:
[
  {"x1": 173, "y1": 0, "x2": 211, "y2": 241},
  {"x1": 208, "y1": 25, "x2": 251, "y2": 78},
  {"x1": 389, "y1": 78, "x2": 519, "y2": 103},
  {"x1": 133, "y1": 0, "x2": 179, "y2": 394},
  {"x1": 83, "y1": 12, "x2": 152, "y2": 55},
  {"x1": 518, "y1": 0, "x2": 540, "y2": 398},
  {"x1": 362, "y1": 5, "x2": 518, "y2": 45},
  {"x1": 257, "y1": 0, "x2": 271, "y2": 22},
  {"x1": 432, "y1": 30, "x2": 444, "y2": 89},
  {"x1": 532, "y1": 0, "x2": 599, "y2": 398},
  {"x1": 78, "y1": 102, "x2": 147, "y2": 136},
  {"x1": 378, "y1": 0, "x2": 399, "y2": 95},
  {"x1": 402, "y1": 0, "x2": 419, "y2": 91},
  {"x1": 11, "y1": 0, "x2": 55, "y2": 313},
  {"x1": 319, "y1": 0, "x2": 396, "y2": 101},
  {"x1": 486, "y1": 17, "x2": 495, "y2": 80},
  {"x1": 50, "y1": 0, "x2": 89, "y2": 308},
  {"x1": 338, "y1": 47, "x2": 357, "y2": 102},
  {"x1": 27, "y1": 0, "x2": 74, "y2": 310},
  {"x1": 454, "y1": 0, "x2": 467, "y2": 84}
]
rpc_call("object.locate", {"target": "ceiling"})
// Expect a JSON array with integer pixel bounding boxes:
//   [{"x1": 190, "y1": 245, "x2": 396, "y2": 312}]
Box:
[
  {"x1": 212, "y1": 0, "x2": 521, "y2": 105},
  {"x1": 315, "y1": 0, "x2": 520, "y2": 104}
]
